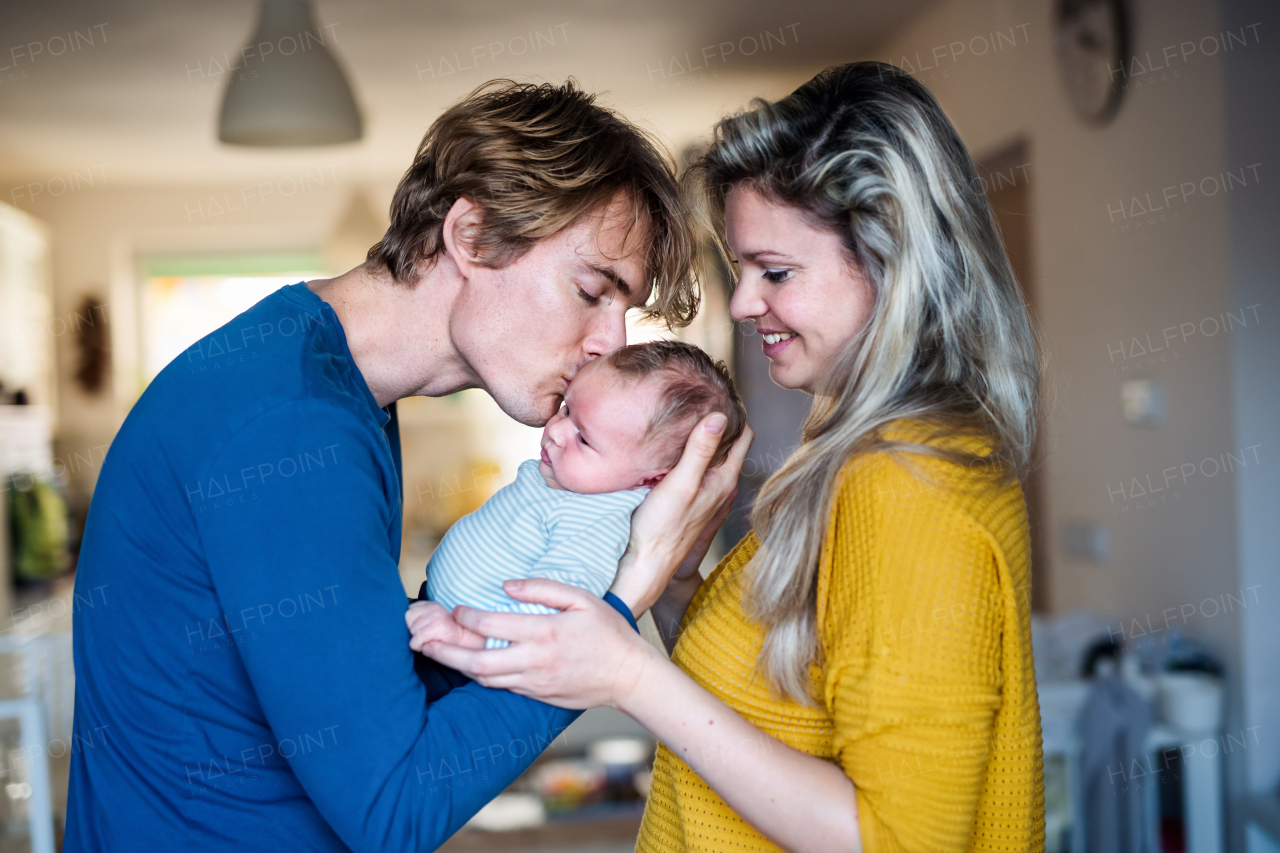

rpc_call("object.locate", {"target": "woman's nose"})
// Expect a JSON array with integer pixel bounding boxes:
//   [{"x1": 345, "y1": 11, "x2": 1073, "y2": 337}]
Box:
[{"x1": 728, "y1": 273, "x2": 766, "y2": 322}]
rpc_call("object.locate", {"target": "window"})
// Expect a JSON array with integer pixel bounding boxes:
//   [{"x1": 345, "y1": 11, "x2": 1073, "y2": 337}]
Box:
[{"x1": 140, "y1": 252, "x2": 325, "y2": 383}]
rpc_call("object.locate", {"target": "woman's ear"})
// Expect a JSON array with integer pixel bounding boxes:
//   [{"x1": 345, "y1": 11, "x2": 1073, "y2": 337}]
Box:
[{"x1": 441, "y1": 196, "x2": 485, "y2": 279}]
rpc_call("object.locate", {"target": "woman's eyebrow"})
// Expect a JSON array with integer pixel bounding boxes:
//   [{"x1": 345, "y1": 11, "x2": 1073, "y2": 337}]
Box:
[{"x1": 740, "y1": 250, "x2": 790, "y2": 262}]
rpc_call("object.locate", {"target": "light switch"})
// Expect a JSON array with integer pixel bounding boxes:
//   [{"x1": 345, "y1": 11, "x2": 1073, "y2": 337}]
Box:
[
  {"x1": 1121, "y1": 379, "x2": 1164, "y2": 428},
  {"x1": 1063, "y1": 522, "x2": 1110, "y2": 563}
]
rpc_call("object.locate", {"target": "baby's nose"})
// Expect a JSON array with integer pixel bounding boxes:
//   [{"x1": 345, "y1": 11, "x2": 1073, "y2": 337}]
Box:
[{"x1": 548, "y1": 415, "x2": 569, "y2": 445}]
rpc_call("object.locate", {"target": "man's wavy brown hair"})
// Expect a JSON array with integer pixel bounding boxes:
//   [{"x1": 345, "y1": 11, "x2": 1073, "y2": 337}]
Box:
[{"x1": 367, "y1": 79, "x2": 700, "y2": 327}]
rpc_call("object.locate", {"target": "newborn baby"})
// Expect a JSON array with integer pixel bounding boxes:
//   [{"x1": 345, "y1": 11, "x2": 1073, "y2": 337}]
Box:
[{"x1": 408, "y1": 340, "x2": 745, "y2": 650}]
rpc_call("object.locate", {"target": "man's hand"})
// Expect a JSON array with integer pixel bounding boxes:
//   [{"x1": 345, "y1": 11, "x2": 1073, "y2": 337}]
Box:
[
  {"x1": 406, "y1": 601, "x2": 487, "y2": 652},
  {"x1": 418, "y1": 579, "x2": 663, "y2": 711}
]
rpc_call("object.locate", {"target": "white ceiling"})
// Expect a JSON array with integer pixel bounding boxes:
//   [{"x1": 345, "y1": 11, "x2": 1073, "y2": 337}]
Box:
[{"x1": 0, "y1": 0, "x2": 936, "y2": 186}]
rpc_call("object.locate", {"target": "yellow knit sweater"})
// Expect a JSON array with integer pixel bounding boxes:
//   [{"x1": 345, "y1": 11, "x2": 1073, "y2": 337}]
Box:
[{"x1": 636, "y1": 435, "x2": 1045, "y2": 853}]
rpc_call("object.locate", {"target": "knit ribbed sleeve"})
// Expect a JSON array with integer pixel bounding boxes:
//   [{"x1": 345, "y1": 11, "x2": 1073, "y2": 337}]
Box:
[{"x1": 821, "y1": 452, "x2": 1044, "y2": 852}]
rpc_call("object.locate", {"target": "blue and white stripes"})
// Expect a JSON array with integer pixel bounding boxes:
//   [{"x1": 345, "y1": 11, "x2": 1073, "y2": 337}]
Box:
[{"x1": 424, "y1": 460, "x2": 648, "y2": 649}]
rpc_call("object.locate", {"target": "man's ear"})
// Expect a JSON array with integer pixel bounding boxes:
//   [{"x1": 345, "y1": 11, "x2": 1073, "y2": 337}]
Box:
[{"x1": 441, "y1": 196, "x2": 485, "y2": 279}]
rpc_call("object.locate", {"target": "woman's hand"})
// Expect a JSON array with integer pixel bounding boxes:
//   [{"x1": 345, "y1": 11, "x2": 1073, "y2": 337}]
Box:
[
  {"x1": 649, "y1": 487, "x2": 738, "y2": 653},
  {"x1": 671, "y1": 486, "x2": 738, "y2": 584},
  {"x1": 417, "y1": 579, "x2": 665, "y2": 710},
  {"x1": 610, "y1": 414, "x2": 752, "y2": 615},
  {"x1": 405, "y1": 601, "x2": 487, "y2": 652}
]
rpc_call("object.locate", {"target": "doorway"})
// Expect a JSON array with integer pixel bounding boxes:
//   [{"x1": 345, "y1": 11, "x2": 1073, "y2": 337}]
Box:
[{"x1": 978, "y1": 139, "x2": 1048, "y2": 612}]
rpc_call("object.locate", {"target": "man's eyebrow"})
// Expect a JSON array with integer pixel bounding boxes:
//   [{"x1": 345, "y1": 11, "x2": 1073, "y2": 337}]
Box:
[{"x1": 588, "y1": 263, "x2": 634, "y2": 299}]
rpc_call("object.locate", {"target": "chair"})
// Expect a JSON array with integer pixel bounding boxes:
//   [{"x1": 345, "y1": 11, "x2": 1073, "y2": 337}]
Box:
[{"x1": 0, "y1": 632, "x2": 74, "y2": 853}]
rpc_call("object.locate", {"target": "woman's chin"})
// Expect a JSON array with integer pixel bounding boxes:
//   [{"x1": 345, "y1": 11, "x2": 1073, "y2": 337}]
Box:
[{"x1": 767, "y1": 363, "x2": 813, "y2": 394}]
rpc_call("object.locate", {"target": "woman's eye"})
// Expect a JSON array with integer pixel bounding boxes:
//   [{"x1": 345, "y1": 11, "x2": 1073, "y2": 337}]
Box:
[
  {"x1": 763, "y1": 268, "x2": 791, "y2": 283},
  {"x1": 577, "y1": 287, "x2": 602, "y2": 305}
]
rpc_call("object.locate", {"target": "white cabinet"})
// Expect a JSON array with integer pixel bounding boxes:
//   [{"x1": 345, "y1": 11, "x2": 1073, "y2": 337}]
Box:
[
  {"x1": 0, "y1": 201, "x2": 56, "y2": 618},
  {"x1": 0, "y1": 202, "x2": 54, "y2": 411},
  {"x1": 1040, "y1": 679, "x2": 1225, "y2": 853}
]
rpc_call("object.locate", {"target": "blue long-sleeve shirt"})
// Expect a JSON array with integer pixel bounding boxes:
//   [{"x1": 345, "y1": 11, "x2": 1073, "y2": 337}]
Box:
[{"x1": 65, "y1": 283, "x2": 637, "y2": 851}]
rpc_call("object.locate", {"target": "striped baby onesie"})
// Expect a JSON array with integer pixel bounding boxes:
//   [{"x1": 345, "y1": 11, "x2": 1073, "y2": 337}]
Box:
[{"x1": 425, "y1": 459, "x2": 648, "y2": 648}]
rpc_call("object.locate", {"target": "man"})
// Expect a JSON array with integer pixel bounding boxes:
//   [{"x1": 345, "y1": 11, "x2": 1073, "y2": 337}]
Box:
[{"x1": 65, "y1": 81, "x2": 699, "y2": 850}]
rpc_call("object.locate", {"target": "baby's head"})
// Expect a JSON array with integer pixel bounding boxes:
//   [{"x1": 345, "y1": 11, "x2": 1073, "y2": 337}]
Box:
[{"x1": 538, "y1": 341, "x2": 746, "y2": 494}]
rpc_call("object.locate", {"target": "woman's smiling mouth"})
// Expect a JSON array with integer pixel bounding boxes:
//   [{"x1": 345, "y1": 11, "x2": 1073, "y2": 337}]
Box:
[{"x1": 758, "y1": 329, "x2": 797, "y2": 357}]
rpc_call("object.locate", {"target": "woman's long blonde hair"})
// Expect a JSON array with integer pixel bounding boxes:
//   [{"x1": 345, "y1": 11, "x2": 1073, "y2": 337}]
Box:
[{"x1": 687, "y1": 62, "x2": 1041, "y2": 702}]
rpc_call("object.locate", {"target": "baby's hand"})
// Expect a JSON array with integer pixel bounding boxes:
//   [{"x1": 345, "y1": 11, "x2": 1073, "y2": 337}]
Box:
[{"x1": 406, "y1": 601, "x2": 487, "y2": 652}]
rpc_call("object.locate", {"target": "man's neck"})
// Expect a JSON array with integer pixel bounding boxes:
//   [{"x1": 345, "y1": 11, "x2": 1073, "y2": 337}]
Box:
[{"x1": 308, "y1": 261, "x2": 476, "y2": 408}]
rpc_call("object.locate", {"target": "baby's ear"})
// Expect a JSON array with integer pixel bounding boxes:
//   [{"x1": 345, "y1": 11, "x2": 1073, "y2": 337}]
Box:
[{"x1": 639, "y1": 469, "x2": 671, "y2": 489}]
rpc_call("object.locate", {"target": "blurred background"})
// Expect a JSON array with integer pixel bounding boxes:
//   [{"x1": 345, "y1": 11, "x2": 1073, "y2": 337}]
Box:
[{"x1": 0, "y1": 0, "x2": 1275, "y2": 850}]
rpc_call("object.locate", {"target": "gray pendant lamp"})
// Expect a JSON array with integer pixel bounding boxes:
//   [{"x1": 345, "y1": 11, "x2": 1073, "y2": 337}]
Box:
[{"x1": 218, "y1": 0, "x2": 363, "y2": 146}]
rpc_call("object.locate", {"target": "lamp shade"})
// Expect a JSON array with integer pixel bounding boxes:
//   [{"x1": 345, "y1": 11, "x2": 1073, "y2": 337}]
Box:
[{"x1": 218, "y1": 0, "x2": 362, "y2": 147}]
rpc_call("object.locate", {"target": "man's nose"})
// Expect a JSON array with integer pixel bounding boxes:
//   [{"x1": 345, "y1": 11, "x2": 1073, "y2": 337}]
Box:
[
  {"x1": 582, "y1": 310, "x2": 627, "y2": 360},
  {"x1": 728, "y1": 273, "x2": 765, "y2": 323}
]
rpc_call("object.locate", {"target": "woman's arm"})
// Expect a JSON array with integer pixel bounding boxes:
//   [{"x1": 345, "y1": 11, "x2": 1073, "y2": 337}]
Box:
[
  {"x1": 647, "y1": 574, "x2": 703, "y2": 654},
  {"x1": 646, "y1": 489, "x2": 735, "y2": 654},
  {"x1": 424, "y1": 581, "x2": 861, "y2": 853},
  {"x1": 622, "y1": 644, "x2": 862, "y2": 852}
]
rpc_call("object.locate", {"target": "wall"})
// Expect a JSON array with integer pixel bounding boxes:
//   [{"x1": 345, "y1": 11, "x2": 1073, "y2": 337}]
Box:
[
  {"x1": 1221, "y1": 0, "x2": 1280, "y2": 820},
  {"x1": 11, "y1": 65, "x2": 820, "y2": 498},
  {"x1": 16, "y1": 177, "x2": 378, "y2": 503},
  {"x1": 6, "y1": 1, "x2": 1273, "y2": 843},
  {"x1": 875, "y1": 0, "x2": 1271, "y2": 846}
]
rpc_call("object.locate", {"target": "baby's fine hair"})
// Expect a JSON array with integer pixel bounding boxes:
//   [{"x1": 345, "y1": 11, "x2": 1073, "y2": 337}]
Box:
[{"x1": 606, "y1": 340, "x2": 746, "y2": 469}]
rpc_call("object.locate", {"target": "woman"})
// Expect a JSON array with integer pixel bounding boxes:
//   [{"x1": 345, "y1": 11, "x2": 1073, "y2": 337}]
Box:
[{"x1": 425, "y1": 62, "x2": 1044, "y2": 853}]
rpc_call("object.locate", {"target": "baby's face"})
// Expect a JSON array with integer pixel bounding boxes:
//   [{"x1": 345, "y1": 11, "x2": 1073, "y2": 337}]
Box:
[{"x1": 538, "y1": 358, "x2": 672, "y2": 493}]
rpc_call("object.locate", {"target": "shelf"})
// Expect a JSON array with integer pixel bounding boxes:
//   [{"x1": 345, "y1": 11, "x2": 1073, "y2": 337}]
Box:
[{"x1": 439, "y1": 804, "x2": 643, "y2": 851}]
